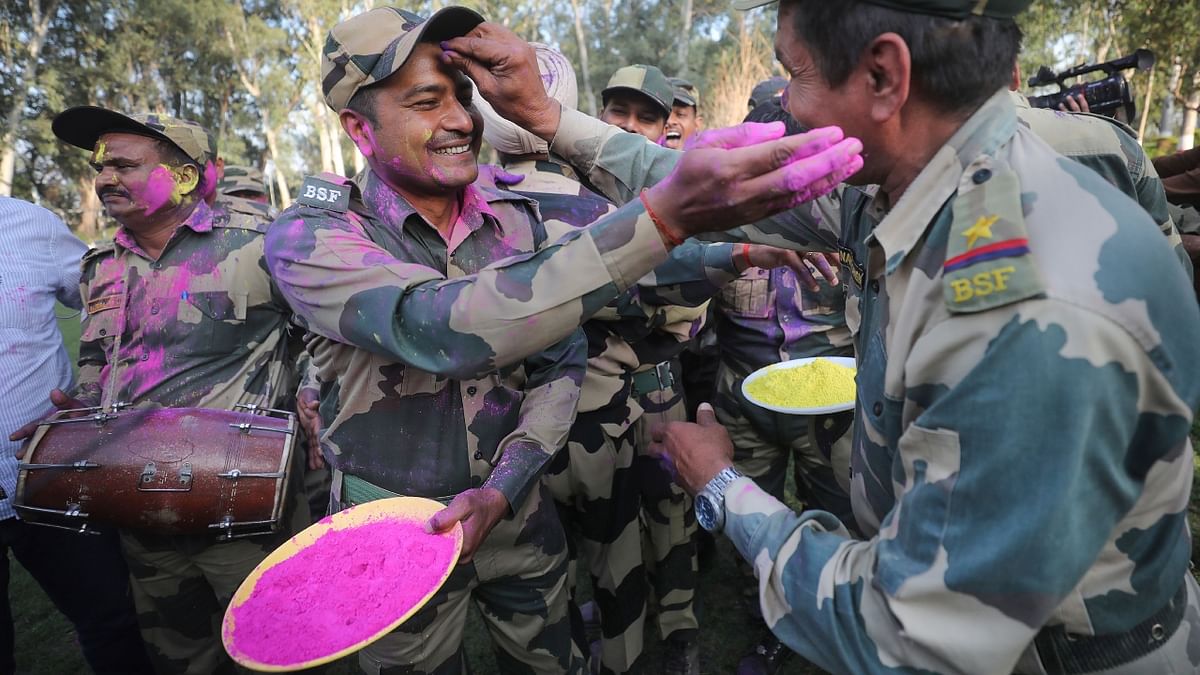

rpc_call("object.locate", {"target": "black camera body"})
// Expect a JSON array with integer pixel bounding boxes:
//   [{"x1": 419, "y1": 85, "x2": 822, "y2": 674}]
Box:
[{"x1": 1027, "y1": 49, "x2": 1155, "y2": 120}]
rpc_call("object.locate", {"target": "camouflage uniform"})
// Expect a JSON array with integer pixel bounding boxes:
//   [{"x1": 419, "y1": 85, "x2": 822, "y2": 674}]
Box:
[
  {"x1": 74, "y1": 196, "x2": 304, "y2": 675},
  {"x1": 1011, "y1": 92, "x2": 1193, "y2": 278},
  {"x1": 515, "y1": 159, "x2": 734, "y2": 672},
  {"x1": 265, "y1": 168, "x2": 589, "y2": 674},
  {"x1": 541, "y1": 88, "x2": 1200, "y2": 673}
]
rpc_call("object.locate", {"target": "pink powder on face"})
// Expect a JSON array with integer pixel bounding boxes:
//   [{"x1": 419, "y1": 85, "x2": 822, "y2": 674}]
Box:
[
  {"x1": 140, "y1": 165, "x2": 178, "y2": 215},
  {"x1": 224, "y1": 517, "x2": 458, "y2": 666}
]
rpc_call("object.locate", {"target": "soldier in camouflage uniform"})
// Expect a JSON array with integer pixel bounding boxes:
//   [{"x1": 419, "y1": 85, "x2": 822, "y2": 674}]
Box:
[
  {"x1": 41, "y1": 106, "x2": 305, "y2": 674},
  {"x1": 476, "y1": 48, "x2": 819, "y2": 674},
  {"x1": 264, "y1": 8, "x2": 595, "y2": 673},
  {"x1": 641, "y1": 0, "x2": 1200, "y2": 673},
  {"x1": 215, "y1": 164, "x2": 275, "y2": 223}
]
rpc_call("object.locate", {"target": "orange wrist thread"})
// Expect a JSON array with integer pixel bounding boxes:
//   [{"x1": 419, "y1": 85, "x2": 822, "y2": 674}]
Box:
[{"x1": 640, "y1": 190, "x2": 684, "y2": 247}]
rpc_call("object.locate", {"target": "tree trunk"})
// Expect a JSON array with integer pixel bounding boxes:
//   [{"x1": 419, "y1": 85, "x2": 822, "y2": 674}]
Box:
[
  {"x1": 262, "y1": 110, "x2": 291, "y2": 207},
  {"x1": 76, "y1": 175, "x2": 102, "y2": 242},
  {"x1": 326, "y1": 108, "x2": 345, "y2": 176},
  {"x1": 0, "y1": 0, "x2": 59, "y2": 196},
  {"x1": 1179, "y1": 74, "x2": 1200, "y2": 151},
  {"x1": 676, "y1": 0, "x2": 693, "y2": 77},
  {"x1": 569, "y1": 0, "x2": 597, "y2": 116},
  {"x1": 314, "y1": 97, "x2": 333, "y2": 173},
  {"x1": 1160, "y1": 57, "x2": 1182, "y2": 137}
]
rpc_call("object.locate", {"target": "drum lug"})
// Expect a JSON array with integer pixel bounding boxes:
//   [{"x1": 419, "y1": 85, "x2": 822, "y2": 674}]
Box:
[
  {"x1": 18, "y1": 460, "x2": 100, "y2": 471},
  {"x1": 228, "y1": 422, "x2": 288, "y2": 434},
  {"x1": 217, "y1": 469, "x2": 286, "y2": 479},
  {"x1": 137, "y1": 462, "x2": 193, "y2": 492}
]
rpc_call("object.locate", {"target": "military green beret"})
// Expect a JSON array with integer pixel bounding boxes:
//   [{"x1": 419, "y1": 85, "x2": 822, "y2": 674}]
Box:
[
  {"x1": 603, "y1": 65, "x2": 674, "y2": 118},
  {"x1": 733, "y1": 0, "x2": 1033, "y2": 19},
  {"x1": 321, "y1": 6, "x2": 485, "y2": 112}
]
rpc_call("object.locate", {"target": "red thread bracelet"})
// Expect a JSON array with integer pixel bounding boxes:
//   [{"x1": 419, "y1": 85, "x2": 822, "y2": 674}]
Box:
[
  {"x1": 737, "y1": 243, "x2": 753, "y2": 271},
  {"x1": 640, "y1": 190, "x2": 684, "y2": 247}
]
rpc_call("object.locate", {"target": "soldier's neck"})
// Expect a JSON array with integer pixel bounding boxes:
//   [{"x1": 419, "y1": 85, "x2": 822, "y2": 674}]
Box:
[
  {"x1": 122, "y1": 200, "x2": 200, "y2": 260},
  {"x1": 398, "y1": 187, "x2": 462, "y2": 239},
  {"x1": 877, "y1": 101, "x2": 969, "y2": 207}
]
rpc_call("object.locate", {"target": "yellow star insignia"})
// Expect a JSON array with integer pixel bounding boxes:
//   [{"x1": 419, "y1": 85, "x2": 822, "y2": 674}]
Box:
[{"x1": 962, "y1": 214, "x2": 999, "y2": 250}]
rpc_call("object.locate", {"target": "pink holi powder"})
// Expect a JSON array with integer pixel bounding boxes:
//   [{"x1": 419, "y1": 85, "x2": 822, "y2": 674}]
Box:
[
  {"x1": 141, "y1": 165, "x2": 178, "y2": 215},
  {"x1": 225, "y1": 517, "x2": 457, "y2": 666}
]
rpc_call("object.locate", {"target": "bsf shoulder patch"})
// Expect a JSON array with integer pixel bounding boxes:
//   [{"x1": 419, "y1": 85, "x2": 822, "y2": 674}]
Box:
[
  {"x1": 943, "y1": 164, "x2": 1044, "y2": 313},
  {"x1": 296, "y1": 175, "x2": 351, "y2": 212}
]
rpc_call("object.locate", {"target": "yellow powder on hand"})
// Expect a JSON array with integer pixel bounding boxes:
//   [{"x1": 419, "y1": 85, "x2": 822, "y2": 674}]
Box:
[{"x1": 745, "y1": 359, "x2": 857, "y2": 409}]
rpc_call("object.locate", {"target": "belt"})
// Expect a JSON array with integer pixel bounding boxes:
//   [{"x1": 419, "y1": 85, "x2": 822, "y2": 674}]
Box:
[
  {"x1": 1032, "y1": 581, "x2": 1188, "y2": 674},
  {"x1": 631, "y1": 361, "x2": 677, "y2": 398},
  {"x1": 340, "y1": 473, "x2": 456, "y2": 507}
]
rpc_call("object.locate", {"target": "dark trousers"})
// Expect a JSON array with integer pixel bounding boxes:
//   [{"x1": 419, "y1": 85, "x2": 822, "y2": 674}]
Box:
[{"x1": 1, "y1": 517, "x2": 153, "y2": 675}]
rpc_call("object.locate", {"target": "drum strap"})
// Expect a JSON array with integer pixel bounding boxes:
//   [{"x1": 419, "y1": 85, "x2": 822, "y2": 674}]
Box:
[{"x1": 100, "y1": 313, "x2": 126, "y2": 410}]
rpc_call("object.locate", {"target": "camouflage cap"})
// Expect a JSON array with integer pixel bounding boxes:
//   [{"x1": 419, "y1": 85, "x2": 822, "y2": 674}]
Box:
[
  {"x1": 669, "y1": 77, "x2": 699, "y2": 108},
  {"x1": 732, "y1": 0, "x2": 1032, "y2": 18},
  {"x1": 218, "y1": 165, "x2": 267, "y2": 196},
  {"x1": 52, "y1": 106, "x2": 216, "y2": 165},
  {"x1": 321, "y1": 6, "x2": 485, "y2": 112},
  {"x1": 748, "y1": 76, "x2": 787, "y2": 109},
  {"x1": 602, "y1": 65, "x2": 673, "y2": 118}
]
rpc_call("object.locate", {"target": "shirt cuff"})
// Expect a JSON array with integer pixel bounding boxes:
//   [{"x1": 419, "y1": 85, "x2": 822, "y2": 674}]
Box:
[
  {"x1": 702, "y1": 242, "x2": 740, "y2": 283},
  {"x1": 482, "y1": 439, "x2": 551, "y2": 512},
  {"x1": 723, "y1": 476, "x2": 792, "y2": 560},
  {"x1": 549, "y1": 107, "x2": 621, "y2": 176}
]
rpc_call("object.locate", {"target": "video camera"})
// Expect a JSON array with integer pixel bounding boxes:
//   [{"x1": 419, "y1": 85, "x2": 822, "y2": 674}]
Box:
[{"x1": 1026, "y1": 49, "x2": 1155, "y2": 120}]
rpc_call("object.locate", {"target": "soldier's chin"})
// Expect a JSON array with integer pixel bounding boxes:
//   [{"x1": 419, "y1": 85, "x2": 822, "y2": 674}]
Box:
[{"x1": 664, "y1": 137, "x2": 683, "y2": 150}]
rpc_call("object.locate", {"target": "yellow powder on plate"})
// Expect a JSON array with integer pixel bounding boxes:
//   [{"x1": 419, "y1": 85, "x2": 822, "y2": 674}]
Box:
[{"x1": 745, "y1": 359, "x2": 856, "y2": 409}]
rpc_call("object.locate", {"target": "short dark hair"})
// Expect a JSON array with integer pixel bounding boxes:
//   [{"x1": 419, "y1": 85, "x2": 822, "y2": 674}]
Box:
[
  {"x1": 346, "y1": 85, "x2": 381, "y2": 126},
  {"x1": 782, "y1": 0, "x2": 1022, "y2": 115},
  {"x1": 743, "y1": 98, "x2": 807, "y2": 136},
  {"x1": 153, "y1": 139, "x2": 208, "y2": 197}
]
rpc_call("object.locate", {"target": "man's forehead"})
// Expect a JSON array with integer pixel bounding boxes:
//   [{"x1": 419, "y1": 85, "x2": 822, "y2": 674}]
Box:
[
  {"x1": 606, "y1": 90, "x2": 659, "y2": 110},
  {"x1": 96, "y1": 131, "x2": 158, "y2": 154},
  {"x1": 392, "y1": 41, "x2": 468, "y2": 92}
]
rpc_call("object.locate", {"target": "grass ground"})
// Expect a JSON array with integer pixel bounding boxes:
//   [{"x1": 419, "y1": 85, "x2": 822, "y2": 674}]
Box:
[{"x1": 7, "y1": 313, "x2": 1196, "y2": 674}]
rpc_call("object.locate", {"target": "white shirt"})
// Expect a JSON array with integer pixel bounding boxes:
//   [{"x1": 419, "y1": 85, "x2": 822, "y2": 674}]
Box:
[{"x1": 0, "y1": 197, "x2": 88, "y2": 520}]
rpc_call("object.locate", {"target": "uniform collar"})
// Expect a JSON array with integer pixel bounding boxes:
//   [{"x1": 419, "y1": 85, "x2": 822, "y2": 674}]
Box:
[
  {"x1": 504, "y1": 157, "x2": 581, "y2": 182},
  {"x1": 113, "y1": 199, "x2": 211, "y2": 256},
  {"x1": 869, "y1": 87, "x2": 1018, "y2": 273},
  {"x1": 354, "y1": 168, "x2": 532, "y2": 244}
]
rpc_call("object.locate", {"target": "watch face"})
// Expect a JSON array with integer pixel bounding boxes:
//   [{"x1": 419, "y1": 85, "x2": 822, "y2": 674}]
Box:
[{"x1": 696, "y1": 494, "x2": 718, "y2": 532}]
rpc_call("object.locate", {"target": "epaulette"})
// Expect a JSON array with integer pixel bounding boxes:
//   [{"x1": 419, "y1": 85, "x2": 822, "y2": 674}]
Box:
[
  {"x1": 211, "y1": 205, "x2": 270, "y2": 233},
  {"x1": 81, "y1": 241, "x2": 116, "y2": 269},
  {"x1": 943, "y1": 159, "x2": 1044, "y2": 313},
  {"x1": 295, "y1": 172, "x2": 353, "y2": 213}
]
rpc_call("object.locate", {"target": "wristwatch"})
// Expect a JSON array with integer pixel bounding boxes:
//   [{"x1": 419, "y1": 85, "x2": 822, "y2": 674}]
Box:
[{"x1": 695, "y1": 466, "x2": 744, "y2": 533}]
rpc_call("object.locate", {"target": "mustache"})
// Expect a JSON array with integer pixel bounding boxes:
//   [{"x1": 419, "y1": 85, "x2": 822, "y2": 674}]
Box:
[
  {"x1": 428, "y1": 132, "x2": 475, "y2": 147},
  {"x1": 98, "y1": 186, "x2": 130, "y2": 199}
]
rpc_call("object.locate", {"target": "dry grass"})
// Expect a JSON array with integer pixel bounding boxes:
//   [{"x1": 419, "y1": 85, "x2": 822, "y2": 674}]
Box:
[{"x1": 705, "y1": 15, "x2": 782, "y2": 130}]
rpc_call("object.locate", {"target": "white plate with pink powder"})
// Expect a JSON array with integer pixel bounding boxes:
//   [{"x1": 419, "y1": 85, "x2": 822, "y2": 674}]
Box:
[{"x1": 221, "y1": 496, "x2": 463, "y2": 671}]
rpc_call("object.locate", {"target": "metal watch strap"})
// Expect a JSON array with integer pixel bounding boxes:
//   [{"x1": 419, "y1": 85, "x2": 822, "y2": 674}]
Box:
[{"x1": 703, "y1": 466, "x2": 744, "y2": 532}]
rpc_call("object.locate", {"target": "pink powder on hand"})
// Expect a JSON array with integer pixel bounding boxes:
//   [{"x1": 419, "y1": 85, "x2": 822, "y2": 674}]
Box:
[{"x1": 225, "y1": 517, "x2": 458, "y2": 666}]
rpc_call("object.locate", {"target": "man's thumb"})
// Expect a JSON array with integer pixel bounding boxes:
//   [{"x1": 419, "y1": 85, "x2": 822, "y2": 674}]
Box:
[
  {"x1": 696, "y1": 402, "x2": 719, "y2": 426},
  {"x1": 427, "y1": 500, "x2": 468, "y2": 534}
]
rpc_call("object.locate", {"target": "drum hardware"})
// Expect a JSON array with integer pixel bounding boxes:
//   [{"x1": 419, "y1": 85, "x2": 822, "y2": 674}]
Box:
[
  {"x1": 137, "y1": 461, "x2": 193, "y2": 491},
  {"x1": 217, "y1": 469, "x2": 287, "y2": 479},
  {"x1": 229, "y1": 422, "x2": 289, "y2": 434},
  {"x1": 18, "y1": 460, "x2": 100, "y2": 471},
  {"x1": 209, "y1": 514, "x2": 281, "y2": 541},
  {"x1": 15, "y1": 503, "x2": 97, "y2": 535}
]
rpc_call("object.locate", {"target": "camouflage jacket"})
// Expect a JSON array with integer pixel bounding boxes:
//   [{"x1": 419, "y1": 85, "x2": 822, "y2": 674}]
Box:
[
  {"x1": 546, "y1": 93, "x2": 1200, "y2": 673},
  {"x1": 505, "y1": 158, "x2": 736, "y2": 426},
  {"x1": 1011, "y1": 91, "x2": 1192, "y2": 278},
  {"x1": 264, "y1": 170, "x2": 587, "y2": 508},
  {"x1": 75, "y1": 200, "x2": 293, "y2": 411},
  {"x1": 713, "y1": 184, "x2": 851, "y2": 375}
]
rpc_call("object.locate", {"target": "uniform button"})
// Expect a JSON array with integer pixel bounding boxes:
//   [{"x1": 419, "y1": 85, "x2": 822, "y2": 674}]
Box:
[
  {"x1": 140, "y1": 354, "x2": 149, "y2": 361},
  {"x1": 98, "y1": 329, "x2": 107, "y2": 336},
  {"x1": 151, "y1": 307, "x2": 159, "y2": 315},
  {"x1": 972, "y1": 169, "x2": 992, "y2": 184},
  {"x1": 466, "y1": 386, "x2": 478, "y2": 396},
  {"x1": 474, "y1": 451, "x2": 483, "y2": 460},
  {"x1": 870, "y1": 280, "x2": 880, "y2": 293},
  {"x1": 151, "y1": 262, "x2": 162, "y2": 270},
  {"x1": 872, "y1": 401, "x2": 883, "y2": 416}
]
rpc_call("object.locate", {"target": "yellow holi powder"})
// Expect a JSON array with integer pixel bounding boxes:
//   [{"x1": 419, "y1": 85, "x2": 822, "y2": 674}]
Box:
[
  {"x1": 92, "y1": 141, "x2": 107, "y2": 163},
  {"x1": 746, "y1": 359, "x2": 857, "y2": 408}
]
